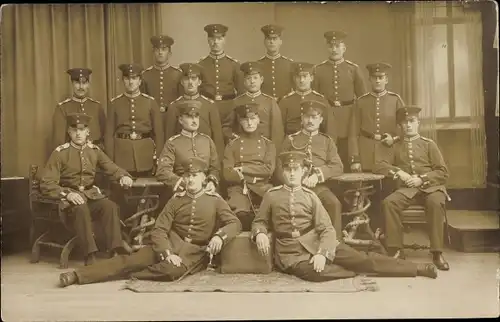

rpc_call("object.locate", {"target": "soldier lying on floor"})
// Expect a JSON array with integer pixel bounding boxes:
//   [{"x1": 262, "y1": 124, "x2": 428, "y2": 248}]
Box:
[
  {"x1": 251, "y1": 151, "x2": 438, "y2": 282},
  {"x1": 59, "y1": 157, "x2": 241, "y2": 287}
]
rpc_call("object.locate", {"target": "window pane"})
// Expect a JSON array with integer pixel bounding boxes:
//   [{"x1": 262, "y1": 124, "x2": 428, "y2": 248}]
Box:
[
  {"x1": 453, "y1": 24, "x2": 472, "y2": 117},
  {"x1": 431, "y1": 25, "x2": 450, "y2": 118}
]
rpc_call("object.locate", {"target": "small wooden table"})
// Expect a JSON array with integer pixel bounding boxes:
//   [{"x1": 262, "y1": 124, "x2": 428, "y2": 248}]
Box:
[{"x1": 333, "y1": 172, "x2": 386, "y2": 253}]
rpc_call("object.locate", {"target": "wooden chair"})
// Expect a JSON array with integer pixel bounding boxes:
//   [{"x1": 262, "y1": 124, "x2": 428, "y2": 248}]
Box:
[
  {"x1": 402, "y1": 204, "x2": 451, "y2": 251},
  {"x1": 29, "y1": 165, "x2": 79, "y2": 269}
]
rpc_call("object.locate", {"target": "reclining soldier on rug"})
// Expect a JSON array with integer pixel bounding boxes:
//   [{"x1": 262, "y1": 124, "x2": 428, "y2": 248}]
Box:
[
  {"x1": 250, "y1": 151, "x2": 439, "y2": 282},
  {"x1": 59, "y1": 157, "x2": 241, "y2": 287}
]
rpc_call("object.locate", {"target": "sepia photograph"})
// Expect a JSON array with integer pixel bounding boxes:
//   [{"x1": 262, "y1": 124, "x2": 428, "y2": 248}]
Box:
[{"x1": 0, "y1": 1, "x2": 499, "y2": 320}]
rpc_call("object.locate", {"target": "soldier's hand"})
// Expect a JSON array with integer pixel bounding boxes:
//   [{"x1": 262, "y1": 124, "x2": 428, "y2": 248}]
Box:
[
  {"x1": 396, "y1": 170, "x2": 412, "y2": 183},
  {"x1": 374, "y1": 134, "x2": 382, "y2": 141},
  {"x1": 119, "y1": 176, "x2": 134, "y2": 188},
  {"x1": 66, "y1": 192, "x2": 86, "y2": 205},
  {"x1": 406, "y1": 176, "x2": 423, "y2": 188},
  {"x1": 205, "y1": 181, "x2": 217, "y2": 194},
  {"x1": 166, "y1": 254, "x2": 183, "y2": 267},
  {"x1": 309, "y1": 254, "x2": 327, "y2": 273},
  {"x1": 207, "y1": 235, "x2": 224, "y2": 255},
  {"x1": 302, "y1": 176, "x2": 313, "y2": 188},
  {"x1": 351, "y1": 163, "x2": 362, "y2": 173},
  {"x1": 256, "y1": 233, "x2": 270, "y2": 256},
  {"x1": 381, "y1": 134, "x2": 394, "y2": 147},
  {"x1": 308, "y1": 173, "x2": 319, "y2": 188}
]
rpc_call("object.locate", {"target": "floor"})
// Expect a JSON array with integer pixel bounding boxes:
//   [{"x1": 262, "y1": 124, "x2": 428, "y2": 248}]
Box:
[{"x1": 2, "y1": 234, "x2": 499, "y2": 321}]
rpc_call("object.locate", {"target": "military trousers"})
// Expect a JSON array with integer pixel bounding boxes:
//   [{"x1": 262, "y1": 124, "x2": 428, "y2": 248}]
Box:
[
  {"x1": 336, "y1": 138, "x2": 349, "y2": 171},
  {"x1": 65, "y1": 198, "x2": 123, "y2": 257},
  {"x1": 227, "y1": 186, "x2": 262, "y2": 231},
  {"x1": 75, "y1": 245, "x2": 207, "y2": 284},
  {"x1": 287, "y1": 242, "x2": 418, "y2": 282},
  {"x1": 311, "y1": 184, "x2": 342, "y2": 237},
  {"x1": 382, "y1": 190, "x2": 446, "y2": 252}
]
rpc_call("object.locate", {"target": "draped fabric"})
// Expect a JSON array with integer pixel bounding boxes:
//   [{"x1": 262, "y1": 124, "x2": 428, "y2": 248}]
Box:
[{"x1": 1, "y1": 4, "x2": 161, "y2": 177}]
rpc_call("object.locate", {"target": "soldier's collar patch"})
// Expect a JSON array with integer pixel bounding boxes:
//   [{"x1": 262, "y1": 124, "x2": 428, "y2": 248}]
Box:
[
  {"x1": 265, "y1": 53, "x2": 281, "y2": 60},
  {"x1": 283, "y1": 185, "x2": 302, "y2": 193},
  {"x1": 183, "y1": 93, "x2": 200, "y2": 100},
  {"x1": 404, "y1": 134, "x2": 421, "y2": 142},
  {"x1": 245, "y1": 91, "x2": 262, "y2": 99},
  {"x1": 209, "y1": 52, "x2": 226, "y2": 60},
  {"x1": 124, "y1": 92, "x2": 141, "y2": 99},
  {"x1": 181, "y1": 129, "x2": 198, "y2": 138},
  {"x1": 186, "y1": 189, "x2": 205, "y2": 199},
  {"x1": 70, "y1": 141, "x2": 87, "y2": 150},
  {"x1": 153, "y1": 64, "x2": 171, "y2": 71},
  {"x1": 301, "y1": 129, "x2": 319, "y2": 137},
  {"x1": 328, "y1": 58, "x2": 345, "y2": 65},
  {"x1": 295, "y1": 89, "x2": 312, "y2": 97},
  {"x1": 370, "y1": 90, "x2": 388, "y2": 98},
  {"x1": 71, "y1": 96, "x2": 88, "y2": 103}
]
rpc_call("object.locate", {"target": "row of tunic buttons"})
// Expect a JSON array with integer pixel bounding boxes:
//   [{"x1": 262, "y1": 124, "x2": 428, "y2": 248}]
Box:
[
  {"x1": 215, "y1": 59, "x2": 220, "y2": 95},
  {"x1": 288, "y1": 191, "x2": 298, "y2": 231},
  {"x1": 407, "y1": 142, "x2": 415, "y2": 174},
  {"x1": 191, "y1": 137, "x2": 198, "y2": 157},
  {"x1": 271, "y1": 60, "x2": 277, "y2": 98},
  {"x1": 239, "y1": 139, "x2": 262, "y2": 159},
  {"x1": 79, "y1": 103, "x2": 85, "y2": 113},
  {"x1": 332, "y1": 64, "x2": 339, "y2": 99},
  {"x1": 80, "y1": 150, "x2": 86, "y2": 187},
  {"x1": 130, "y1": 98, "x2": 136, "y2": 131},
  {"x1": 159, "y1": 70, "x2": 164, "y2": 106},
  {"x1": 186, "y1": 199, "x2": 196, "y2": 241},
  {"x1": 375, "y1": 96, "x2": 381, "y2": 134}
]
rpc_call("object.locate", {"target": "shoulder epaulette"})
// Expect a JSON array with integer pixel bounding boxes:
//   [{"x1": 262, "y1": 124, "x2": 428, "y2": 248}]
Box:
[
  {"x1": 144, "y1": 66, "x2": 154, "y2": 72},
  {"x1": 281, "y1": 55, "x2": 293, "y2": 61},
  {"x1": 170, "y1": 65, "x2": 182, "y2": 72},
  {"x1": 173, "y1": 191, "x2": 186, "y2": 198},
  {"x1": 86, "y1": 142, "x2": 100, "y2": 149},
  {"x1": 420, "y1": 136, "x2": 433, "y2": 142},
  {"x1": 258, "y1": 55, "x2": 266, "y2": 61},
  {"x1": 200, "y1": 95, "x2": 214, "y2": 103},
  {"x1": 169, "y1": 96, "x2": 183, "y2": 105},
  {"x1": 319, "y1": 132, "x2": 333, "y2": 140},
  {"x1": 205, "y1": 191, "x2": 223, "y2": 198},
  {"x1": 87, "y1": 97, "x2": 101, "y2": 104},
  {"x1": 267, "y1": 185, "x2": 283, "y2": 193},
  {"x1": 311, "y1": 90, "x2": 324, "y2": 98},
  {"x1": 261, "y1": 92, "x2": 274, "y2": 100},
  {"x1": 260, "y1": 135, "x2": 271, "y2": 142},
  {"x1": 235, "y1": 93, "x2": 246, "y2": 99},
  {"x1": 225, "y1": 54, "x2": 238, "y2": 62},
  {"x1": 345, "y1": 60, "x2": 359, "y2": 67},
  {"x1": 281, "y1": 91, "x2": 295, "y2": 100},
  {"x1": 198, "y1": 55, "x2": 209, "y2": 63},
  {"x1": 55, "y1": 143, "x2": 70, "y2": 152},
  {"x1": 198, "y1": 132, "x2": 211, "y2": 140},
  {"x1": 302, "y1": 186, "x2": 315, "y2": 194},
  {"x1": 57, "y1": 98, "x2": 71, "y2": 106},
  {"x1": 387, "y1": 91, "x2": 403, "y2": 99},
  {"x1": 141, "y1": 93, "x2": 155, "y2": 100},
  {"x1": 315, "y1": 60, "x2": 329, "y2": 67},
  {"x1": 168, "y1": 134, "x2": 181, "y2": 141},
  {"x1": 357, "y1": 92, "x2": 370, "y2": 100},
  {"x1": 110, "y1": 94, "x2": 123, "y2": 102},
  {"x1": 289, "y1": 130, "x2": 301, "y2": 138},
  {"x1": 227, "y1": 136, "x2": 239, "y2": 147}
]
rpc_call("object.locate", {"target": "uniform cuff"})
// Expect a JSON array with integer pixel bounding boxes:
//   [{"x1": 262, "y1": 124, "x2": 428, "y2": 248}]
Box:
[
  {"x1": 214, "y1": 229, "x2": 228, "y2": 243},
  {"x1": 419, "y1": 174, "x2": 430, "y2": 187},
  {"x1": 389, "y1": 168, "x2": 401, "y2": 180},
  {"x1": 317, "y1": 247, "x2": 335, "y2": 261},
  {"x1": 158, "y1": 249, "x2": 173, "y2": 261},
  {"x1": 314, "y1": 168, "x2": 325, "y2": 183},
  {"x1": 234, "y1": 169, "x2": 244, "y2": 181},
  {"x1": 174, "y1": 177, "x2": 184, "y2": 192},
  {"x1": 251, "y1": 229, "x2": 267, "y2": 242}
]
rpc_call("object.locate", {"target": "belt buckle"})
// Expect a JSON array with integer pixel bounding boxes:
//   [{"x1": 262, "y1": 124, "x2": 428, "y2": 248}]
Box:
[
  {"x1": 78, "y1": 186, "x2": 85, "y2": 192},
  {"x1": 333, "y1": 100, "x2": 341, "y2": 107},
  {"x1": 130, "y1": 132, "x2": 138, "y2": 140},
  {"x1": 291, "y1": 230, "x2": 300, "y2": 238},
  {"x1": 215, "y1": 95, "x2": 222, "y2": 101},
  {"x1": 159, "y1": 106, "x2": 166, "y2": 113},
  {"x1": 184, "y1": 237, "x2": 192, "y2": 243}
]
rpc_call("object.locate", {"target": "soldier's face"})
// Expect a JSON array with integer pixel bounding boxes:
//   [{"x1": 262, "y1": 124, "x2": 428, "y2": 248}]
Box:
[
  {"x1": 239, "y1": 114, "x2": 260, "y2": 133},
  {"x1": 400, "y1": 116, "x2": 420, "y2": 136},
  {"x1": 181, "y1": 75, "x2": 202, "y2": 95},
  {"x1": 67, "y1": 126, "x2": 89, "y2": 145},
  {"x1": 264, "y1": 36, "x2": 282, "y2": 53},
  {"x1": 282, "y1": 164, "x2": 306, "y2": 187},
  {"x1": 294, "y1": 73, "x2": 313, "y2": 91},
  {"x1": 208, "y1": 35, "x2": 225, "y2": 53},
  {"x1": 72, "y1": 80, "x2": 90, "y2": 98},
  {"x1": 370, "y1": 75, "x2": 388, "y2": 92},
  {"x1": 301, "y1": 113, "x2": 323, "y2": 132},
  {"x1": 184, "y1": 172, "x2": 206, "y2": 193},
  {"x1": 123, "y1": 75, "x2": 142, "y2": 93},
  {"x1": 328, "y1": 42, "x2": 346, "y2": 60},
  {"x1": 179, "y1": 114, "x2": 200, "y2": 132},
  {"x1": 153, "y1": 46, "x2": 171, "y2": 65},
  {"x1": 244, "y1": 73, "x2": 263, "y2": 93}
]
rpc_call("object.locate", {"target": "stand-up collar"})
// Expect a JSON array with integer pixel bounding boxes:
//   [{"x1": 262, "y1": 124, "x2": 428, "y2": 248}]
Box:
[
  {"x1": 265, "y1": 53, "x2": 281, "y2": 60},
  {"x1": 404, "y1": 134, "x2": 421, "y2": 142},
  {"x1": 246, "y1": 91, "x2": 262, "y2": 98},
  {"x1": 301, "y1": 129, "x2": 319, "y2": 137},
  {"x1": 124, "y1": 91, "x2": 141, "y2": 99},
  {"x1": 283, "y1": 185, "x2": 302, "y2": 193},
  {"x1": 295, "y1": 89, "x2": 312, "y2": 96},
  {"x1": 181, "y1": 129, "x2": 198, "y2": 138},
  {"x1": 370, "y1": 90, "x2": 388, "y2": 98},
  {"x1": 186, "y1": 189, "x2": 205, "y2": 199},
  {"x1": 153, "y1": 64, "x2": 171, "y2": 71},
  {"x1": 71, "y1": 96, "x2": 88, "y2": 103},
  {"x1": 209, "y1": 52, "x2": 226, "y2": 60},
  {"x1": 328, "y1": 58, "x2": 345, "y2": 65},
  {"x1": 183, "y1": 93, "x2": 200, "y2": 100}
]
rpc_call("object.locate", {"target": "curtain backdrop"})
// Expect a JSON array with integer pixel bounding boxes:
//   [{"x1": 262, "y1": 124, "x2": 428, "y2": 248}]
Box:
[{"x1": 1, "y1": 4, "x2": 160, "y2": 177}]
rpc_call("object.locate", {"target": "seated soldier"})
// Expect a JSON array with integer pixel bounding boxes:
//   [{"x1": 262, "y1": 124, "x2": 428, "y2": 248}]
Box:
[
  {"x1": 40, "y1": 113, "x2": 134, "y2": 265},
  {"x1": 279, "y1": 100, "x2": 343, "y2": 236},
  {"x1": 59, "y1": 157, "x2": 242, "y2": 287},
  {"x1": 156, "y1": 100, "x2": 220, "y2": 194},
  {"x1": 251, "y1": 151, "x2": 438, "y2": 282},
  {"x1": 374, "y1": 106, "x2": 450, "y2": 271},
  {"x1": 223, "y1": 103, "x2": 276, "y2": 231}
]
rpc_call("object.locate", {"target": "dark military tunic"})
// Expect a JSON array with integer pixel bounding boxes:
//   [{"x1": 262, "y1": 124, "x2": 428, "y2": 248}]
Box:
[
  {"x1": 142, "y1": 64, "x2": 183, "y2": 113},
  {"x1": 223, "y1": 91, "x2": 285, "y2": 150},
  {"x1": 156, "y1": 130, "x2": 220, "y2": 190},
  {"x1": 257, "y1": 54, "x2": 294, "y2": 100},
  {"x1": 348, "y1": 90, "x2": 404, "y2": 170},
  {"x1": 312, "y1": 59, "x2": 367, "y2": 139},
  {"x1": 278, "y1": 89, "x2": 335, "y2": 138},
  {"x1": 52, "y1": 97, "x2": 105, "y2": 148},
  {"x1": 374, "y1": 134, "x2": 450, "y2": 251},
  {"x1": 104, "y1": 92, "x2": 164, "y2": 173},
  {"x1": 223, "y1": 131, "x2": 276, "y2": 215},
  {"x1": 74, "y1": 189, "x2": 242, "y2": 284},
  {"x1": 164, "y1": 93, "x2": 225, "y2": 158}
]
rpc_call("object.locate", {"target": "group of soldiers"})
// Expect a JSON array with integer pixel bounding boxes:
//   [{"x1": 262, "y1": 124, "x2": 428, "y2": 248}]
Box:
[{"x1": 37, "y1": 23, "x2": 452, "y2": 287}]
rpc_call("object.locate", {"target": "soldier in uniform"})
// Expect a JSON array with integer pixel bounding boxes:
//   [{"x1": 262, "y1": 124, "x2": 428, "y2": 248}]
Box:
[
  {"x1": 142, "y1": 35, "x2": 183, "y2": 128},
  {"x1": 59, "y1": 157, "x2": 242, "y2": 287},
  {"x1": 223, "y1": 61, "x2": 285, "y2": 150},
  {"x1": 279, "y1": 62, "x2": 334, "y2": 137},
  {"x1": 105, "y1": 63, "x2": 164, "y2": 177},
  {"x1": 198, "y1": 24, "x2": 245, "y2": 125},
  {"x1": 257, "y1": 24, "x2": 294, "y2": 100},
  {"x1": 279, "y1": 100, "x2": 343, "y2": 236},
  {"x1": 223, "y1": 103, "x2": 276, "y2": 231},
  {"x1": 156, "y1": 101, "x2": 220, "y2": 194},
  {"x1": 374, "y1": 106, "x2": 450, "y2": 271},
  {"x1": 313, "y1": 31, "x2": 368, "y2": 167},
  {"x1": 164, "y1": 63, "x2": 225, "y2": 158},
  {"x1": 251, "y1": 151, "x2": 438, "y2": 282},
  {"x1": 41, "y1": 113, "x2": 134, "y2": 265},
  {"x1": 52, "y1": 68, "x2": 105, "y2": 149}
]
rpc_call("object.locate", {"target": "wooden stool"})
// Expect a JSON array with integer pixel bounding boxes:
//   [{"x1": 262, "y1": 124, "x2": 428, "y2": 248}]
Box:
[{"x1": 219, "y1": 232, "x2": 273, "y2": 274}]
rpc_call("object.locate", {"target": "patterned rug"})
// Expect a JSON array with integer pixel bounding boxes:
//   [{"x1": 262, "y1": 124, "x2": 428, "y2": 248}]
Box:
[{"x1": 123, "y1": 271, "x2": 379, "y2": 293}]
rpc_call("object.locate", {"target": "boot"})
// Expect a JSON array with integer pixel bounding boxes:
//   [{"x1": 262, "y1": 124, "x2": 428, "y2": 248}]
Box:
[
  {"x1": 432, "y1": 252, "x2": 450, "y2": 271},
  {"x1": 84, "y1": 253, "x2": 97, "y2": 266},
  {"x1": 59, "y1": 271, "x2": 78, "y2": 287},
  {"x1": 416, "y1": 263, "x2": 438, "y2": 279}
]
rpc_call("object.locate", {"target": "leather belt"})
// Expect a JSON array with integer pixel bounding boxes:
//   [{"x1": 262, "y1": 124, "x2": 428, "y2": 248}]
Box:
[
  {"x1": 183, "y1": 236, "x2": 207, "y2": 247},
  {"x1": 204, "y1": 93, "x2": 236, "y2": 101},
  {"x1": 275, "y1": 225, "x2": 314, "y2": 239},
  {"x1": 115, "y1": 132, "x2": 152, "y2": 140},
  {"x1": 328, "y1": 99, "x2": 355, "y2": 107},
  {"x1": 64, "y1": 184, "x2": 94, "y2": 192}
]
